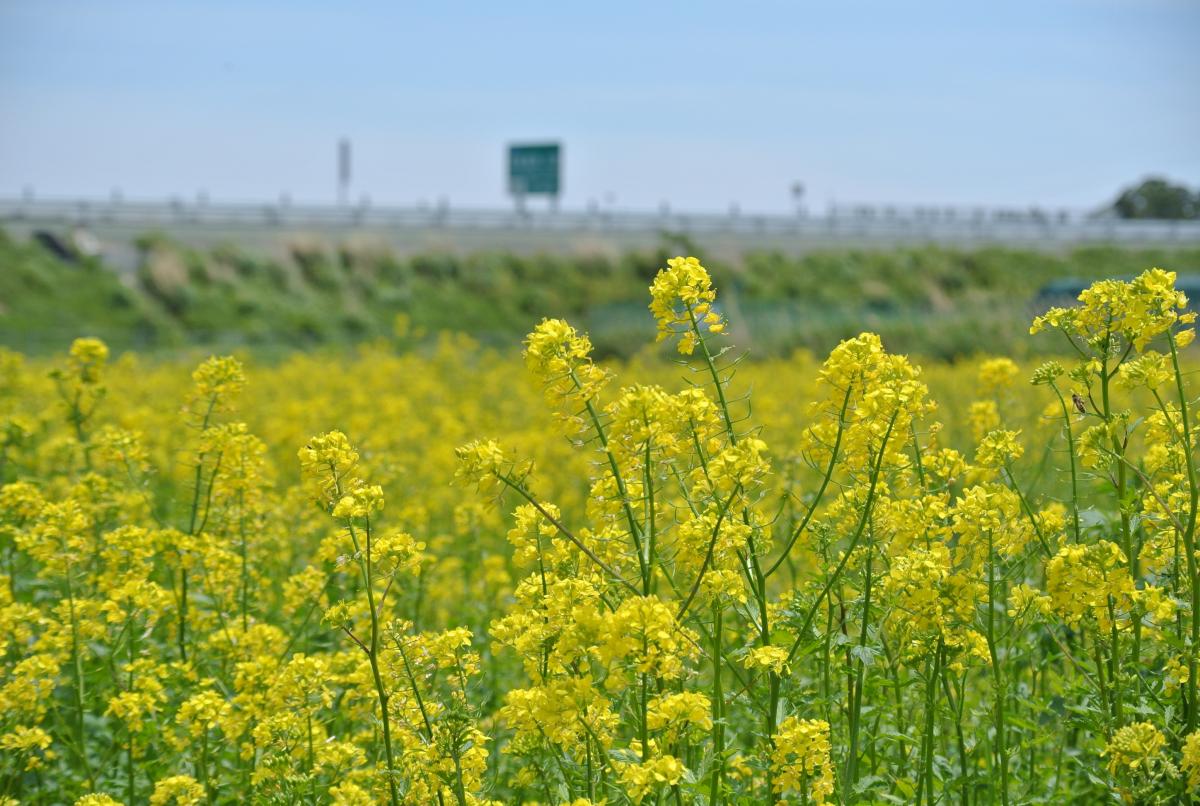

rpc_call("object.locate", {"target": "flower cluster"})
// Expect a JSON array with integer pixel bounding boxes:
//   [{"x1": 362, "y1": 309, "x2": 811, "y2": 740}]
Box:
[
  {"x1": 1032, "y1": 267, "x2": 1195, "y2": 352},
  {"x1": 648, "y1": 256, "x2": 726, "y2": 354},
  {"x1": 771, "y1": 717, "x2": 835, "y2": 804}
]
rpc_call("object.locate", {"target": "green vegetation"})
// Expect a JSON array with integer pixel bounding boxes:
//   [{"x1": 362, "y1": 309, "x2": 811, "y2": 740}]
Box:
[
  {"x1": 0, "y1": 230, "x2": 178, "y2": 352},
  {"x1": 1111, "y1": 176, "x2": 1199, "y2": 220},
  {"x1": 2, "y1": 227, "x2": 1198, "y2": 359}
]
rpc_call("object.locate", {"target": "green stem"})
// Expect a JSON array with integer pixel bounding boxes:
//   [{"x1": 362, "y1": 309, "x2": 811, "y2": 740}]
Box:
[
  {"x1": 339, "y1": 486, "x2": 400, "y2": 806},
  {"x1": 568, "y1": 365, "x2": 649, "y2": 583},
  {"x1": 1168, "y1": 335, "x2": 1200, "y2": 732},
  {"x1": 644, "y1": 435, "x2": 656, "y2": 593},
  {"x1": 846, "y1": 540, "x2": 873, "y2": 791},
  {"x1": 1091, "y1": 630, "x2": 1113, "y2": 736},
  {"x1": 766, "y1": 384, "x2": 853, "y2": 578},
  {"x1": 496, "y1": 473, "x2": 639, "y2": 594},
  {"x1": 63, "y1": 567, "x2": 95, "y2": 789},
  {"x1": 939, "y1": 665, "x2": 969, "y2": 806},
  {"x1": 1049, "y1": 381, "x2": 1083, "y2": 543},
  {"x1": 179, "y1": 395, "x2": 218, "y2": 662},
  {"x1": 1100, "y1": 349, "x2": 1139, "y2": 669},
  {"x1": 688, "y1": 305, "x2": 736, "y2": 442},
  {"x1": 918, "y1": 639, "x2": 943, "y2": 806},
  {"x1": 788, "y1": 410, "x2": 899, "y2": 665},
  {"x1": 986, "y1": 530, "x2": 1010, "y2": 806},
  {"x1": 238, "y1": 489, "x2": 249, "y2": 632},
  {"x1": 127, "y1": 622, "x2": 136, "y2": 806},
  {"x1": 709, "y1": 602, "x2": 725, "y2": 805}
]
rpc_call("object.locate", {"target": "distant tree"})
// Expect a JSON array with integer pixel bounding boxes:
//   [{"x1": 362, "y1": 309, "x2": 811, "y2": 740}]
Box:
[{"x1": 1112, "y1": 177, "x2": 1199, "y2": 220}]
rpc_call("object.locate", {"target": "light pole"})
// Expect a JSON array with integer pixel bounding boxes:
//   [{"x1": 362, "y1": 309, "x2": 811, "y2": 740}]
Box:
[
  {"x1": 338, "y1": 138, "x2": 352, "y2": 207},
  {"x1": 791, "y1": 181, "x2": 806, "y2": 217}
]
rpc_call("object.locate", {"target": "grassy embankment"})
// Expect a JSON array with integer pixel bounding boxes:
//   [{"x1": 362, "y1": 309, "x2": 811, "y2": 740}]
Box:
[{"x1": 1, "y1": 227, "x2": 1196, "y2": 359}]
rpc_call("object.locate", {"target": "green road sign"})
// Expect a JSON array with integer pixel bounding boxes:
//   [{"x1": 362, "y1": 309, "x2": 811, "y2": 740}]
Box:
[{"x1": 508, "y1": 143, "x2": 561, "y2": 196}]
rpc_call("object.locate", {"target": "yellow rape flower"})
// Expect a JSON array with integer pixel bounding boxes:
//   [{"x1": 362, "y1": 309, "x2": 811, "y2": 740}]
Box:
[
  {"x1": 595, "y1": 596, "x2": 698, "y2": 683},
  {"x1": 524, "y1": 318, "x2": 610, "y2": 415},
  {"x1": 617, "y1": 755, "x2": 687, "y2": 803},
  {"x1": 1045, "y1": 541, "x2": 1135, "y2": 629},
  {"x1": 649, "y1": 256, "x2": 725, "y2": 355},
  {"x1": 1103, "y1": 721, "x2": 1166, "y2": 775},
  {"x1": 0, "y1": 725, "x2": 55, "y2": 770},
  {"x1": 454, "y1": 439, "x2": 507, "y2": 488},
  {"x1": 74, "y1": 797, "x2": 124, "y2": 806},
  {"x1": 149, "y1": 775, "x2": 205, "y2": 806},
  {"x1": 189, "y1": 355, "x2": 245, "y2": 403},
  {"x1": 744, "y1": 645, "x2": 790, "y2": 675},
  {"x1": 974, "y1": 428, "x2": 1024, "y2": 469},
  {"x1": 1183, "y1": 732, "x2": 1200, "y2": 790},
  {"x1": 645, "y1": 691, "x2": 712, "y2": 734},
  {"x1": 771, "y1": 716, "x2": 835, "y2": 804},
  {"x1": 978, "y1": 357, "x2": 1019, "y2": 393}
]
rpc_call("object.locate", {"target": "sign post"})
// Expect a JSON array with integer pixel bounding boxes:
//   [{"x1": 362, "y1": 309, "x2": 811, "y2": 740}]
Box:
[{"x1": 508, "y1": 142, "x2": 561, "y2": 212}]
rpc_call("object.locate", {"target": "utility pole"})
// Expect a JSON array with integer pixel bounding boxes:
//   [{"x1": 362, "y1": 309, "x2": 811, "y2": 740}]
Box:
[
  {"x1": 791, "y1": 181, "x2": 806, "y2": 216},
  {"x1": 338, "y1": 138, "x2": 352, "y2": 206}
]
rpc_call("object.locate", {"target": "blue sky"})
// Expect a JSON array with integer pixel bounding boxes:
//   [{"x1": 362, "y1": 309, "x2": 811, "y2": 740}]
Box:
[{"x1": 1, "y1": 1, "x2": 1196, "y2": 213}]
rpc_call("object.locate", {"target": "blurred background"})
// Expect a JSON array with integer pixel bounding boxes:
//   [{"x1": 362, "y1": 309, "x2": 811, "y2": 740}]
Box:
[{"x1": 1, "y1": 0, "x2": 1198, "y2": 359}]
